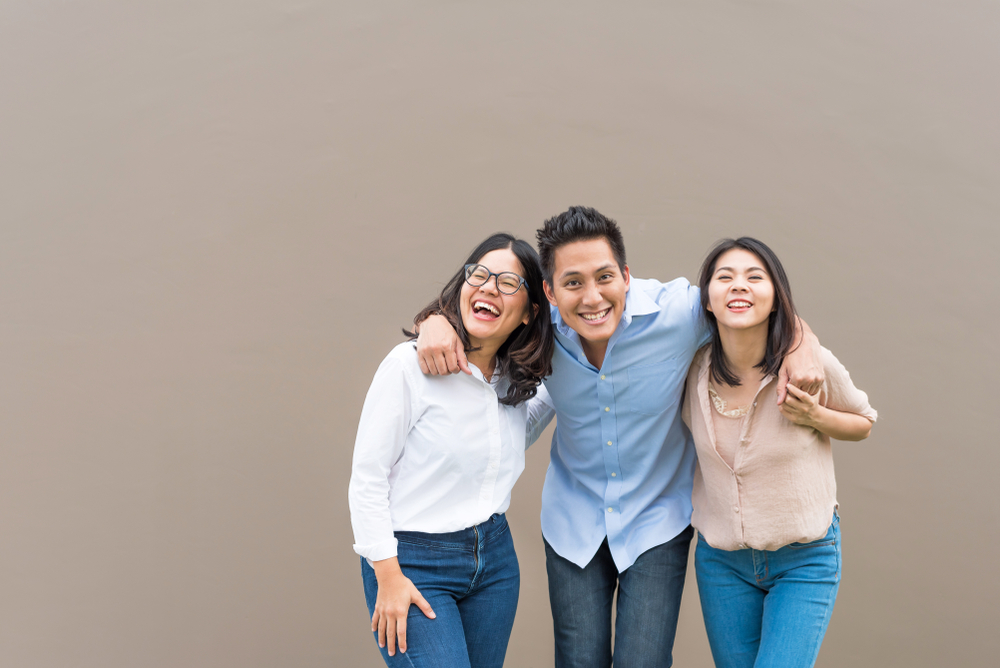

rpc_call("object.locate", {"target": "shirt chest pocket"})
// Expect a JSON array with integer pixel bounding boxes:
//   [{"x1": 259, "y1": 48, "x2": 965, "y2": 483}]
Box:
[{"x1": 626, "y1": 359, "x2": 686, "y2": 415}]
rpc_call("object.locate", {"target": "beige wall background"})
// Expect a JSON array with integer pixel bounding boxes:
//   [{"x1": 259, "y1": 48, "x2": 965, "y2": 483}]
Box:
[{"x1": 2, "y1": 1, "x2": 997, "y2": 666}]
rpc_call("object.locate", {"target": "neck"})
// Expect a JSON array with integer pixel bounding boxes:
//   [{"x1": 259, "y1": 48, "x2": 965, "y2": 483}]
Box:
[
  {"x1": 466, "y1": 342, "x2": 500, "y2": 381},
  {"x1": 580, "y1": 338, "x2": 608, "y2": 370},
  {"x1": 717, "y1": 323, "x2": 768, "y2": 384}
]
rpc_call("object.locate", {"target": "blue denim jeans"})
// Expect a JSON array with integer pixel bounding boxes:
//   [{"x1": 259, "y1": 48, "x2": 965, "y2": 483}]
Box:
[
  {"x1": 543, "y1": 525, "x2": 694, "y2": 668},
  {"x1": 695, "y1": 513, "x2": 841, "y2": 668},
  {"x1": 360, "y1": 514, "x2": 519, "y2": 668}
]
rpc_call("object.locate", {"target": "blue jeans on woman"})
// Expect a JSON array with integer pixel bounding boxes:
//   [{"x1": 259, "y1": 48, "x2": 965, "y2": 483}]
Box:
[
  {"x1": 543, "y1": 525, "x2": 694, "y2": 668},
  {"x1": 695, "y1": 512, "x2": 841, "y2": 668},
  {"x1": 360, "y1": 513, "x2": 520, "y2": 668}
]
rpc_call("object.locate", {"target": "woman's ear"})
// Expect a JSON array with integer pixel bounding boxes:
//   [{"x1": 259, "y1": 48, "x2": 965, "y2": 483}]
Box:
[{"x1": 523, "y1": 302, "x2": 538, "y2": 326}]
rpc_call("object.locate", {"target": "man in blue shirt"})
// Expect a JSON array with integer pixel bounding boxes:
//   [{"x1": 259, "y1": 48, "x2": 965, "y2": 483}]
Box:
[{"x1": 417, "y1": 207, "x2": 822, "y2": 667}]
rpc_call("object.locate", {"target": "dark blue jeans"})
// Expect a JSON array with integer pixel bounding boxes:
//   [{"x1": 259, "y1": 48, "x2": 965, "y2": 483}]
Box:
[
  {"x1": 361, "y1": 514, "x2": 520, "y2": 668},
  {"x1": 544, "y1": 526, "x2": 694, "y2": 668},
  {"x1": 695, "y1": 513, "x2": 841, "y2": 668}
]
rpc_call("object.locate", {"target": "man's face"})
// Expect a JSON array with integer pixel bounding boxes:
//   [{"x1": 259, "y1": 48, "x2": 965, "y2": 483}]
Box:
[{"x1": 542, "y1": 238, "x2": 630, "y2": 347}]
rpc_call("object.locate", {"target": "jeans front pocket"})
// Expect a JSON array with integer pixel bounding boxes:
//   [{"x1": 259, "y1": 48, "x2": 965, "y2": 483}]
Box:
[{"x1": 787, "y1": 519, "x2": 838, "y2": 549}]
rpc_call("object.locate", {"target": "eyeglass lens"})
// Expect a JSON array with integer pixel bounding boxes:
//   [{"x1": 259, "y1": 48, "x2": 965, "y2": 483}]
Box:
[{"x1": 465, "y1": 265, "x2": 524, "y2": 294}]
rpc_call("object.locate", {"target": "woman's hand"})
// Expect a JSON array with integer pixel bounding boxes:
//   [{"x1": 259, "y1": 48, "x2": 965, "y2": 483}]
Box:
[
  {"x1": 416, "y1": 314, "x2": 470, "y2": 375},
  {"x1": 778, "y1": 383, "x2": 822, "y2": 428},
  {"x1": 780, "y1": 384, "x2": 873, "y2": 441},
  {"x1": 371, "y1": 558, "x2": 436, "y2": 656}
]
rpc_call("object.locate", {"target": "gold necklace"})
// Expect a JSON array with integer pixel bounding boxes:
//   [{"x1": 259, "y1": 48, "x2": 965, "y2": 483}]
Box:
[{"x1": 708, "y1": 384, "x2": 752, "y2": 418}]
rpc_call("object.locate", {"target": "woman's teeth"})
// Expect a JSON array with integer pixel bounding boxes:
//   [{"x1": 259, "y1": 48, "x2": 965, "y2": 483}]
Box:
[
  {"x1": 581, "y1": 308, "x2": 610, "y2": 321},
  {"x1": 728, "y1": 301, "x2": 752, "y2": 309},
  {"x1": 474, "y1": 301, "x2": 500, "y2": 316}
]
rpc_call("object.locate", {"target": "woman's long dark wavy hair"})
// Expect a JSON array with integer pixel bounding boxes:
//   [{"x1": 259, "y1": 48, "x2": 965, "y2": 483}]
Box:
[
  {"x1": 406, "y1": 233, "x2": 553, "y2": 406},
  {"x1": 698, "y1": 237, "x2": 799, "y2": 387}
]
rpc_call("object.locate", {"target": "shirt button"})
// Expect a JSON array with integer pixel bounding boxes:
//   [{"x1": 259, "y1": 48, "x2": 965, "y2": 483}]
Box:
[
  {"x1": 605, "y1": 407, "x2": 610, "y2": 412},
  {"x1": 607, "y1": 507, "x2": 613, "y2": 513},
  {"x1": 611, "y1": 472, "x2": 617, "y2": 477},
  {"x1": 733, "y1": 506, "x2": 740, "y2": 513},
  {"x1": 607, "y1": 441, "x2": 613, "y2": 446},
  {"x1": 601, "y1": 375, "x2": 606, "y2": 380}
]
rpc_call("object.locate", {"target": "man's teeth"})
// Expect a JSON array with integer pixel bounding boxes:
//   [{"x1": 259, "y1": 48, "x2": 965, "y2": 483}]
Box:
[
  {"x1": 581, "y1": 308, "x2": 610, "y2": 321},
  {"x1": 474, "y1": 301, "x2": 500, "y2": 316},
  {"x1": 729, "y1": 301, "x2": 752, "y2": 308}
]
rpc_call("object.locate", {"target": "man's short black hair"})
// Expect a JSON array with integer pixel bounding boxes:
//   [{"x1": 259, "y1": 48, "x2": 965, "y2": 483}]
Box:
[{"x1": 536, "y1": 206, "x2": 627, "y2": 284}]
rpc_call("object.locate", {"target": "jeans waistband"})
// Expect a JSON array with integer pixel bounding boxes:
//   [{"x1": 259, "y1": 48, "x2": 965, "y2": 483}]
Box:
[{"x1": 394, "y1": 513, "x2": 508, "y2": 546}]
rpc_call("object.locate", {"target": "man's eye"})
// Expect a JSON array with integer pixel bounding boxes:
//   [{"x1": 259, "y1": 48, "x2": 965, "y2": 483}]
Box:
[{"x1": 599, "y1": 273, "x2": 613, "y2": 281}]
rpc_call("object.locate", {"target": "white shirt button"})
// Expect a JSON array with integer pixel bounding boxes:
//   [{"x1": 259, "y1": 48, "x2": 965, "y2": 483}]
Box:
[
  {"x1": 605, "y1": 407, "x2": 610, "y2": 412},
  {"x1": 607, "y1": 507, "x2": 613, "y2": 513},
  {"x1": 733, "y1": 506, "x2": 740, "y2": 513},
  {"x1": 611, "y1": 472, "x2": 617, "y2": 477},
  {"x1": 607, "y1": 441, "x2": 613, "y2": 446},
  {"x1": 601, "y1": 375, "x2": 606, "y2": 380}
]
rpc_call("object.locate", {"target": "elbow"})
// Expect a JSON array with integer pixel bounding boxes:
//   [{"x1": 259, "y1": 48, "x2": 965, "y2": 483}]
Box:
[{"x1": 850, "y1": 424, "x2": 872, "y2": 441}]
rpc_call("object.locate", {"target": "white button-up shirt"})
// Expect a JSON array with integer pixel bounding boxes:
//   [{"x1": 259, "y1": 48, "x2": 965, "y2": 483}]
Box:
[{"x1": 349, "y1": 342, "x2": 555, "y2": 562}]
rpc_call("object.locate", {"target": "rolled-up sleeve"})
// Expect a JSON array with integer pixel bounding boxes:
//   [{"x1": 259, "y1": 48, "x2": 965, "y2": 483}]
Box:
[
  {"x1": 348, "y1": 355, "x2": 414, "y2": 561},
  {"x1": 820, "y1": 347, "x2": 878, "y2": 423}
]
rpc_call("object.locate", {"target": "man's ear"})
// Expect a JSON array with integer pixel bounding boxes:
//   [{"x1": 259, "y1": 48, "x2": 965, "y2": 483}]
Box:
[
  {"x1": 542, "y1": 280, "x2": 558, "y2": 307},
  {"x1": 622, "y1": 264, "x2": 631, "y2": 291}
]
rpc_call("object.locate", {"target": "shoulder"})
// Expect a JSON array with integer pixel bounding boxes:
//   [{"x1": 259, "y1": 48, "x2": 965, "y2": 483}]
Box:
[
  {"x1": 688, "y1": 345, "x2": 711, "y2": 383},
  {"x1": 377, "y1": 342, "x2": 422, "y2": 382},
  {"x1": 630, "y1": 276, "x2": 707, "y2": 340},
  {"x1": 818, "y1": 346, "x2": 851, "y2": 380},
  {"x1": 631, "y1": 276, "x2": 698, "y2": 302}
]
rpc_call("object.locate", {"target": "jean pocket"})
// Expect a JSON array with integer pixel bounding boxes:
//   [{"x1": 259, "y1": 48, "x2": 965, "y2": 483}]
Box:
[
  {"x1": 787, "y1": 522, "x2": 837, "y2": 549},
  {"x1": 627, "y1": 359, "x2": 686, "y2": 415}
]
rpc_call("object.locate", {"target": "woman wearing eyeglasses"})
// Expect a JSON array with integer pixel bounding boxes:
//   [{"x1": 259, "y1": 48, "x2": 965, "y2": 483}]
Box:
[{"x1": 348, "y1": 233, "x2": 555, "y2": 668}]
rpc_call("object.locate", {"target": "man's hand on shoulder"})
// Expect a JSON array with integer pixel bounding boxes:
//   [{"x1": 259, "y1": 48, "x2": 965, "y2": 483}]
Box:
[
  {"x1": 776, "y1": 319, "x2": 824, "y2": 404},
  {"x1": 416, "y1": 314, "x2": 470, "y2": 375}
]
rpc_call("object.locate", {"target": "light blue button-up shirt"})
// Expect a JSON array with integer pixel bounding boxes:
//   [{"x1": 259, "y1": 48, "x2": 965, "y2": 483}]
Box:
[{"x1": 540, "y1": 277, "x2": 711, "y2": 572}]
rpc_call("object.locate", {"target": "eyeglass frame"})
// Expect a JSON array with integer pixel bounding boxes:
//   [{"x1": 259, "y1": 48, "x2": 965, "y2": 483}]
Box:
[{"x1": 463, "y1": 263, "x2": 528, "y2": 295}]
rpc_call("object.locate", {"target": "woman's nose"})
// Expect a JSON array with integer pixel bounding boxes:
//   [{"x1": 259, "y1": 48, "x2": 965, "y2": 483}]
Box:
[{"x1": 479, "y1": 278, "x2": 500, "y2": 295}]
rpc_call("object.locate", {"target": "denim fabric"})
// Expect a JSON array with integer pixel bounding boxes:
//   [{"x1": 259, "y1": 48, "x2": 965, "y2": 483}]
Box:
[
  {"x1": 361, "y1": 514, "x2": 519, "y2": 668},
  {"x1": 695, "y1": 513, "x2": 841, "y2": 668},
  {"x1": 544, "y1": 526, "x2": 693, "y2": 668}
]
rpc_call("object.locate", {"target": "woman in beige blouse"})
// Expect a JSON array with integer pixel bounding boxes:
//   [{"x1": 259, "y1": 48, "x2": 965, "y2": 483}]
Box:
[{"x1": 681, "y1": 237, "x2": 877, "y2": 668}]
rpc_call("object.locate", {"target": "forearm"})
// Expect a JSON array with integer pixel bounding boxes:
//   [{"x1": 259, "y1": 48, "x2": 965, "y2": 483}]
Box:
[
  {"x1": 372, "y1": 556, "x2": 404, "y2": 583},
  {"x1": 809, "y1": 406, "x2": 872, "y2": 441}
]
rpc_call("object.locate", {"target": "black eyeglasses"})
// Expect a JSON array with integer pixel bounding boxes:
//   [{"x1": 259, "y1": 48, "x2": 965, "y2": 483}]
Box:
[{"x1": 464, "y1": 264, "x2": 528, "y2": 295}]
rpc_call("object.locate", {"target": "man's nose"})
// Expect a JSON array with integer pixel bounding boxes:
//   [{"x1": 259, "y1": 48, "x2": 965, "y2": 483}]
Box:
[{"x1": 581, "y1": 282, "x2": 602, "y2": 304}]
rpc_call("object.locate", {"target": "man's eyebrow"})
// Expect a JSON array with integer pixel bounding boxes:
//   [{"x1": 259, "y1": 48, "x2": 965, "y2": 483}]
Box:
[{"x1": 558, "y1": 264, "x2": 617, "y2": 280}]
